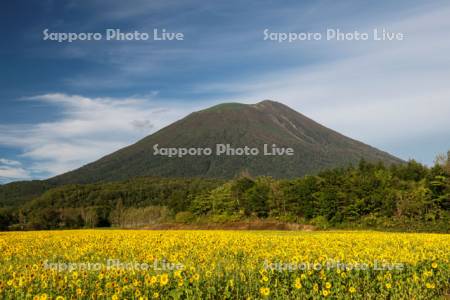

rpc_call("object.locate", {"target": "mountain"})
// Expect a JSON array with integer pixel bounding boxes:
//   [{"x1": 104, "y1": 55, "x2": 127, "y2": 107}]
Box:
[{"x1": 49, "y1": 100, "x2": 402, "y2": 184}]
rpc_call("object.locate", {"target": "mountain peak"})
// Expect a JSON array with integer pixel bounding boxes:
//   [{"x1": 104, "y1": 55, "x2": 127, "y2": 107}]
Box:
[
  {"x1": 202, "y1": 102, "x2": 248, "y2": 112},
  {"x1": 202, "y1": 100, "x2": 291, "y2": 116},
  {"x1": 255, "y1": 99, "x2": 282, "y2": 105},
  {"x1": 252, "y1": 99, "x2": 293, "y2": 112}
]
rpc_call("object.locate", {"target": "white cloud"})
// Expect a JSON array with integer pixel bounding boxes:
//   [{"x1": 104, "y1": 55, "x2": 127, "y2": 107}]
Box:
[
  {"x1": 0, "y1": 158, "x2": 22, "y2": 166},
  {"x1": 0, "y1": 159, "x2": 31, "y2": 183},
  {"x1": 0, "y1": 94, "x2": 192, "y2": 178}
]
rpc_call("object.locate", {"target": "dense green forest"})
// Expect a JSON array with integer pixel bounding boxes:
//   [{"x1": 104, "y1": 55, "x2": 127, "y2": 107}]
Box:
[{"x1": 0, "y1": 153, "x2": 449, "y2": 232}]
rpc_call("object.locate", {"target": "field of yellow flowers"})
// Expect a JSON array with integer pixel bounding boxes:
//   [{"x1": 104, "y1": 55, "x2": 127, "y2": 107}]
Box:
[{"x1": 0, "y1": 230, "x2": 449, "y2": 299}]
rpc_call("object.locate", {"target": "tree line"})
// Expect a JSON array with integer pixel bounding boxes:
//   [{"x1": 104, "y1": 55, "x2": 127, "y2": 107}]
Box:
[{"x1": 0, "y1": 153, "x2": 449, "y2": 232}]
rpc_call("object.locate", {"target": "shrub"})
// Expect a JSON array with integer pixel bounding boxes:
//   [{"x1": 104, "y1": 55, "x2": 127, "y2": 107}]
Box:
[
  {"x1": 175, "y1": 211, "x2": 195, "y2": 223},
  {"x1": 309, "y1": 215, "x2": 330, "y2": 229}
]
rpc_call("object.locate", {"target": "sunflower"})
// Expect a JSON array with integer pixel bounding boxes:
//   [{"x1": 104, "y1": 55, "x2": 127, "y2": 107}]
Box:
[
  {"x1": 259, "y1": 287, "x2": 270, "y2": 297},
  {"x1": 160, "y1": 273, "x2": 169, "y2": 286},
  {"x1": 294, "y1": 278, "x2": 302, "y2": 289}
]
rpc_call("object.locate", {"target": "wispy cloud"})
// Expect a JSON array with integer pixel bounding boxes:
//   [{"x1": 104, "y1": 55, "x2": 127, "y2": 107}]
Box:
[
  {"x1": 0, "y1": 159, "x2": 31, "y2": 183},
  {"x1": 0, "y1": 158, "x2": 22, "y2": 166},
  {"x1": 0, "y1": 94, "x2": 191, "y2": 179}
]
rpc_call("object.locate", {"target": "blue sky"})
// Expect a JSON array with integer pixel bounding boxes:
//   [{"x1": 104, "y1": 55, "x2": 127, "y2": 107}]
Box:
[{"x1": 1, "y1": 0, "x2": 450, "y2": 182}]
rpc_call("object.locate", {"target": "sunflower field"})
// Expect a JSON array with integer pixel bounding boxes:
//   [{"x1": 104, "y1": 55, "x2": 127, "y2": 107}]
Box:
[{"x1": 0, "y1": 230, "x2": 448, "y2": 299}]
